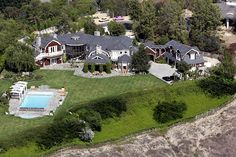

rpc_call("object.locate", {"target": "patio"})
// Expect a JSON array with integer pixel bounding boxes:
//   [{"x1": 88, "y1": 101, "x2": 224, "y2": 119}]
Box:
[{"x1": 8, "y1": 85, "x2": 67, "y2": 119}]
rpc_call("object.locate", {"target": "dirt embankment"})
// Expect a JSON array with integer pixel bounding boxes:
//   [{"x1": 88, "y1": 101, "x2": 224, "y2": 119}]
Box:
[{"x1": 49, "y1": 97, "x2": 236, "y2": 157}]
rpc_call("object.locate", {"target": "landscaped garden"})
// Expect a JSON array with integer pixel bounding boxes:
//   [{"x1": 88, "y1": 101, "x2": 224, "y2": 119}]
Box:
[{"x1": 0, "y1": 70, "x2": 233, "y2": 157}]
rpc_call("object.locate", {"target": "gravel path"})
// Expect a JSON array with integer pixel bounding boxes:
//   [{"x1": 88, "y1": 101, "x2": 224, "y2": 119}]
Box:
[{"x1": 49, "y1": 97, "x2": 236, "y2": 157}]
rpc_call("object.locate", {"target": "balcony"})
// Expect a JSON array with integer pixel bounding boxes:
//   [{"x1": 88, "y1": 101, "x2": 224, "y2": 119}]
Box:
[{"x1": 36, "y1": 51, "x2": 64, "y2": 61}]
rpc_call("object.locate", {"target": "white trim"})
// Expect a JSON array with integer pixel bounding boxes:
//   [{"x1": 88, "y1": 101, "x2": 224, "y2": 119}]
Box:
[
  {"x1": 183, "y1": 48, "x2": 199, "y2": 59},
  {"x1": 45, "y1": 40, "x2": 61, "y2": 51}
]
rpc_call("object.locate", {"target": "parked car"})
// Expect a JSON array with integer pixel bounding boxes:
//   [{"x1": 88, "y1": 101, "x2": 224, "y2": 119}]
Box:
[
  {"x1": 162, "y1": 76, "x2": 172, "y2": 82},
  {"x1": 170, "y1": 75, "x2": 180, "y2": 80}
]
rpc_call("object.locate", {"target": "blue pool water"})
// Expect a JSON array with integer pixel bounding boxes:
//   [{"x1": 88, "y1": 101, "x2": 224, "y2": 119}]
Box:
[{"x1": 20, "y1": 93, "x2": 53, "y2": 108}]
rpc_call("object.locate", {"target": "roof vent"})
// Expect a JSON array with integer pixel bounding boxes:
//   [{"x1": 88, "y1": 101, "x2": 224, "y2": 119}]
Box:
[{"x1": 71, "y1": 36, "x2": 80, "y2": 40}]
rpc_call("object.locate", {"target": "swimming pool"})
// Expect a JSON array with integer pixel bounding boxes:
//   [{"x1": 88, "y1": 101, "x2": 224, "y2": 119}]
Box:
[{"x1": 20, "y1": 92, "x2": 53, "y2": 109}]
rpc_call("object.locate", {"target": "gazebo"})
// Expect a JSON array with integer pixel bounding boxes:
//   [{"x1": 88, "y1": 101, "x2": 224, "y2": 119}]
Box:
[{"x1": 10, "y1": 81, "x2": 28, "y2": 100}]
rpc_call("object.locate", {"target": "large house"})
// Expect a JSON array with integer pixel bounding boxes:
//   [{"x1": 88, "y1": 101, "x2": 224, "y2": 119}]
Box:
[
  {"x1": 144, "y1": 40, "x2": 204, "y2": 68},
  {"x1": 33, "y1": 32, "x2": 135, "y2": 71}
]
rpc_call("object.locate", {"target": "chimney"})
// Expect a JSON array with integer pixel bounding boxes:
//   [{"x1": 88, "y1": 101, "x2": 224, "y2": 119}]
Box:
[
  {"x1": 94, "y1": 31, "x2": 101, "y2": 36},
  {"x1": 53, "y1": 33, "x2": 57, "y2": 39}
]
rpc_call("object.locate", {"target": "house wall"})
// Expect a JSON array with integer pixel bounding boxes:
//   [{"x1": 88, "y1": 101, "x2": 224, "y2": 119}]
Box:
[
  {"x1": 45, "y1": 41, "x2": 61, "y2": 53},
  {"x1": 110, "y1": 49, "x2": 130, "y2": 61}
]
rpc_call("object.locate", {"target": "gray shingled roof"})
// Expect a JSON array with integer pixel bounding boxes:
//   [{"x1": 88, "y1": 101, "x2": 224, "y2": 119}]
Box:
[
  {"x1": 165, "y1": 40, "x2": 199, "y2": 56},
  {"x1": 217, "y1": 2, "x2": 236, "y2": 19},
  {"x1": 33, "y1": 32, "x2": 133, "y2": 52},
  {"x1": 85, "y1": 53, "x2": 110, "y2": 64},
  {"x1": 118, "y1": 54, "x2": 131, "y2": 63},
  {"x1": 164, "y1": 49, "x2": 204, "y2": 65}
]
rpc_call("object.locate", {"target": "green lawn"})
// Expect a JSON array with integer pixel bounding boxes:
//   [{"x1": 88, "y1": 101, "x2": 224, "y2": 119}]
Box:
[{"x1": 0, "y1": 70, "x2": 232, "y2": 157}]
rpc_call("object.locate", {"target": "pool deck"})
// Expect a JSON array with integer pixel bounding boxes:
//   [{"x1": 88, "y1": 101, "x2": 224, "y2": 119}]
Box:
[{"x1": 8, "y1": 87, "x2": 67, "y2": 118}]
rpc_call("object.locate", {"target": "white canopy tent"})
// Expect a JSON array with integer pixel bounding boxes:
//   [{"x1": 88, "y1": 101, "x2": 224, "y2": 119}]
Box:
[{"x1": 10, "y1": 81, "x2": 28, "y2": 100}]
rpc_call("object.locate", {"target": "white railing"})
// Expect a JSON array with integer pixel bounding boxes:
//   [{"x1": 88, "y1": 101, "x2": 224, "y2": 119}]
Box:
[{"x1": 36, "y1": 51, "x2": 64, "y2": 60}]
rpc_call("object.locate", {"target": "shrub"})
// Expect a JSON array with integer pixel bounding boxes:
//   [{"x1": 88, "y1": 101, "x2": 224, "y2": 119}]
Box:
[
  {"x1": 3, "y1": 71, "x2": 14, "y2": 79},
  {"x1": 78, "y1": 109, "x2": 102, "y2": 131},
  {"x1": 0, "y1": 97, "x2": 8, "y2": 106},
  {"x1": 83, "y1": 63, "x2": 89, "y2": 73},
  {"x1": 90, "y1": 64, "x2": 95, "y2": 73},
  {"x1": 105, "y1": 63, "x2": 111, "y2": 74},
  {"x1": 153, "y1": 101, "x2": 187, "y2": 123},
  {"x1": 90, "y1": 97, "x2": 127, "y2": 119},
  {"x1": 37, "y1": 116, "x2": 90, "y2": 149},
  {"x1": 199, "y1": 76, "x2": 236, "y2": 97},
  {"x1": 99, "y1": 64, "x2": 103, "y2": 73}
]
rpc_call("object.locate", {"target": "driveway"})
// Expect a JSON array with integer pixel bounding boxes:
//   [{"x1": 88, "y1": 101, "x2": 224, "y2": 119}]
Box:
[{"x1": 149, "y1": 62, "x2": 176, "y2": 83}]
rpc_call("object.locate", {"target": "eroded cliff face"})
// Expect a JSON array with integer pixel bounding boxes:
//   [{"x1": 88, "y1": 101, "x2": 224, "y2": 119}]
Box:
[{"x1": 50, "y1": 98, "x2": 236, "y2": 157}]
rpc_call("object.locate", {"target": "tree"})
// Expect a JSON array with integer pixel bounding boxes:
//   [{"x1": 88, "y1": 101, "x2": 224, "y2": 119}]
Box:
[
  {"x1": 105, "y1": 63, "x2": 111, "y2": 73},
  {"x1": 108, "y1": 21, "x2": 125, "y2": 36},
  {"x1": 153, "y1": 101, "x2": 187, "y2": 123},
  {"x1": 133, "y1": 0, "x2": 156, "y2": 41},
  {"x1": 99, "y1": 64, "x2": 103, "y2": 73},
  {"x1": 90, "y1": 64, "x2": 95, "y2": 73},
  {"x1": 156, "y1": 0, "x2": 189, "y2": 44},
  {"x1": 4, "y1": 43, "x2": 36, "y2": 73},
  {"x1": 190, "y1": 0, "x2": 221, "y2": 52},
  {"x1": 131, "y1": 44, "x2": 150, "y2": 73},
  {"x1": 176, "y1": 61, "x2": 191, "y2": 79},
  {"x1": 99, "y1": 0, "x2": 129, "y2": 16},
  {"x1": 78, "y1": 109, "x2": 102, "y2": 131},
  {"x1": 199, "y1": 52, "x2": 236, "y2": 96},
  {"x1": 128, "y1": 0, "x2": 142, "y2": 21},
  {"x1": 84, "y1": 19, "x2": 97, "y2": 35},
  {"x1": 83, "y1": 63, "x2": 89, "y2": 73}
]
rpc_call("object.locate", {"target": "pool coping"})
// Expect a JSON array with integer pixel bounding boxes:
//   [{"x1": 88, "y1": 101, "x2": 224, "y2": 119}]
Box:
[{"x1": 8, "y1": 88, "x2": 67, "y2": 119}]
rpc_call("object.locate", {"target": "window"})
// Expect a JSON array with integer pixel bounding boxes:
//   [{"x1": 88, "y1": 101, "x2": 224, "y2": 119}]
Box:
[
  {"x1": 120, "y1": 52, "x2": 122, "y2": 54},
  {"x1": 49, "y1": 46, "x2": 57, "y2": 53},
  {"x1": 125, "y1": 51, "x2": 127, "y2": 54}
]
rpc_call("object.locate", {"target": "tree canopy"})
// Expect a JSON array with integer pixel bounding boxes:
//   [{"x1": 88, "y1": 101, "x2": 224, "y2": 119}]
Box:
[
  {"x1": 108, "y1": 21, "x2": 126, "y2": 36},
  {"x1": 131, "y1": 44, "x2": 150, "y2": 73},
  {"x1": 4, "y1": 43, "x2": 36, "y2": 73}
]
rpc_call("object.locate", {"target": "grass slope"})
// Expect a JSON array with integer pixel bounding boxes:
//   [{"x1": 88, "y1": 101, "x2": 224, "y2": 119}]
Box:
[{"x1": 0, "y1": 70, "x2": 231, "y2": 157}]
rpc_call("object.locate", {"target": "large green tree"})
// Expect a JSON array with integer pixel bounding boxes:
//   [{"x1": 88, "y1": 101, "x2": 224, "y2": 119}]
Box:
[
  {"x1": 133, "y1": 0, "x2": 156, "y2": 41},
  {"x1": 128, "y1": 0, "x2": 142, "y2": 21},
  {"x1": 156, "y1": 0, "x2": 189, "y2": 44},
  {"x1": 190, "y1": 0, "x2": 221, "y2": 52},
  {"x1": 131, "y1": 44, "x2": 150, "y2": 73},
  {"x1": 199, "y1": 52, "x2": 236, "y2": 96},
  {"x1": 4, "y1": 43, "x2": 36, "y2": 73},
  {"x1": 108, "y1": 21, "x2": 126, "y2": 36}
]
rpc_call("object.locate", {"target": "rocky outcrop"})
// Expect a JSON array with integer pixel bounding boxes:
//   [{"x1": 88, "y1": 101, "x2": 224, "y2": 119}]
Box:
[{"x1": 50, "y1": 98, "x2": 236, "y2": 157}]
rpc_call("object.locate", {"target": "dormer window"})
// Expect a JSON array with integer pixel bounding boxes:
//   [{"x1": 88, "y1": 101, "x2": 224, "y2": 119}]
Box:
[
  {"x1": 71, "y1": 36, "x2": 80, "y2": 40},
  {"x1": 190, "y1": 53, "x2": 195, "y2": 60}
]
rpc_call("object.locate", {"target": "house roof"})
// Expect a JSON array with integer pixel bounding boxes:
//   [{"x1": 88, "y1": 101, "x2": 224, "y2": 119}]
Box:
[
  {"x1": 217, "y1": 2, "x2": 236, "y2": 19},
  {"x1": 85, "y1": 53, "x2": 110, "y2": 64},
  {"x1": 165, "y1": 40, "x2": 199, "y2": 56},
  {"x1": 33, "y1": 32, "x2": 133, "y2": 52},
  {"x1": 164, "y1": 52, "x2": 204, "y2": 65},
  {"x1": 118, "y1": 54, "x2": 131, "y2": 63},
  {"x1": 144, "y1": 41, "x2": 166, "y2": 49}
]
